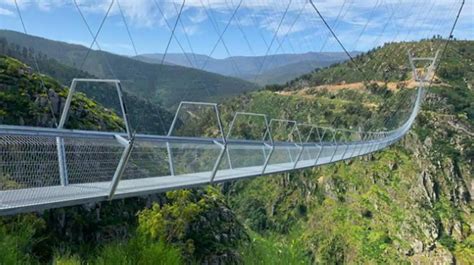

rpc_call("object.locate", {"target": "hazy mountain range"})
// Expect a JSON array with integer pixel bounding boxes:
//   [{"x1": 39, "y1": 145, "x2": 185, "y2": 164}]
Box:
[
  {"x1": 0, "y1": 30, "x2": 257, "y2": 108},
  {"x1": 135, "y1": 51, "x2": 360, "y2": 85}
]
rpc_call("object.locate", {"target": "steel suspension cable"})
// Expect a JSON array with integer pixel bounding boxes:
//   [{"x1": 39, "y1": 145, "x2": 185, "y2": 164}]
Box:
[
  {"x1": 319, "y1": 0, "x2": 353, "y2": 52},
  {"x1": 151, "y1": 0, "x2": 195, "y2": 68},
  {"x1": 199, "y1": 0, "x2": 243, "y2": 74},
  {"x1": 161, "y1": 0, "x2": 186, "y2": 65},
  {"x1": 360, "y1": 0, "x2": 431, "y2": 131},
  {"x1": 74, "y1": 0, "x2": 114, "y2": 72},
  {"x1": 429, "y1": 0, "x2": 465, "y2": 86},
  {"x1": 308, "y1": 0, "x2": 370, "y2": 84},
  {"x1": 352, "y1": 0, "x2": 381, "y2": 51},
  {"x1": 262, "y1": 1, "x2": 308, "y2": 72},
  {"x1": 198, "y1": 0, "x2": 242, "y2": 76},
  {"x1": 171, "y1": 2, "x2": 199, "y2": 68},
  {"x1": 72, "y1": 0, "x2": 117, "y2": 79},
  {"x1": 380, "y1": 0, "x2": 461, "y2": 130},
  {"x1": 117, "y1": 0, "x2": 138, "y2": 57},
  {"x1": 116, "y1": 0, "x2": 167, "y2": 135},
  {"x1": 13, "y1": 0, "x2": 58, "y2": 127},
  {"x1": 255, "y1": 0, "x2": 293, "y2": 79},
  {"x1": 223, "y1": 0, "x2": 257, "y2": 57}
]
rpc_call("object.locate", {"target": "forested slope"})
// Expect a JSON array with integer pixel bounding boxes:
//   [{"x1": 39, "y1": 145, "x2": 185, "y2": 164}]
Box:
[
  {"x1": 0, "y1": 39, "x2": 175, "y2": 134},
  {"x1": 0, "y1": 30, "x2": 259, "y2": 108}
]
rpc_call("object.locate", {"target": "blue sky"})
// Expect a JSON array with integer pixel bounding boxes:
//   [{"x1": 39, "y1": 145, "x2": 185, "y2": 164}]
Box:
[{"x1": 0, "y1": 0, "x2": 472, "y2": 59}]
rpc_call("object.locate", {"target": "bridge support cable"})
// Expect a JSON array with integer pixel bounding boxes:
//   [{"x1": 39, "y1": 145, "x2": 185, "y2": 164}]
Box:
[
  {"x1": 13, "y1": 0, "x2": 58, "y2": 127},
  {"x1": 308, "y1": 0, "x2": 368, "y2": 81},
  {"x1": 151, "y1": 0, "x2": 195, "y2": 68},
  {"x1": 255, "y1": 0, "x2": 293, "y2": 81},
  {"x1": 199, "y1": 0, "x2": 244, "y2": 73},
  {"x1": 258, "y1": 1, "x2": 308, "y2": 75},
  {"x1": 160, "y1": 0, "x2": 186, "y2": 65},
  {"x1": 198, "y1": 0, "x2": 242, "y2": 75},
  {"x1": 72, "y1": 0, "x2": 115, "y2": 72}
]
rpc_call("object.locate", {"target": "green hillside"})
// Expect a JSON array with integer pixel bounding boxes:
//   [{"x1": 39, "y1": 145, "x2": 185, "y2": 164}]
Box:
[
  {"x1": 0, "y1": 55, "x2": 123, "y2": 130},
  {"x1": 0, "y1": 39, "x2": 175, "y2": 134},
  {"x1": 0, "y1": 30, "x2": 259, "y2": 108},
  {"x1": 283, "y1": 39, "x2": 473, "y2": 92},
  {"x1": 220, "y1": 40, "x2": 473, "y2": 264}
]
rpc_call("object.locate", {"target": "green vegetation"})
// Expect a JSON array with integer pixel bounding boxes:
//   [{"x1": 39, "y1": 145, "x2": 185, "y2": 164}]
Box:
[
  {"x1": 223, "y1": 39, "x2": 473, "y2": 264},
  {"x1": 138, "y1": 187, "x2": 247, "y2": 262},
  {"x1": 0, "y1": 214, "x2": 45, "y2": 265},
  {"x1": 239, "y1": 232, "x2": 310, "y2": 265},
  {"x1": 0, "y1": 55, "x2": 124, "y2": 130},
  {"x1": 0, "y1": 38, "x2": 174, "y2": 134}
]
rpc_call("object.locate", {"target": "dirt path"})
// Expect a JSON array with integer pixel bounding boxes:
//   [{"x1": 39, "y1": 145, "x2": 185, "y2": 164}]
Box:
[{"x1": 276, "y1": 77, "x2": 450, "y2": 98}]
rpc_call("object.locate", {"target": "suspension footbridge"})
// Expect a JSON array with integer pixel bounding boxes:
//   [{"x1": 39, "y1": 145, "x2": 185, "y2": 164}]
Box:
[
  {"x1": 0, "y1": 52, "x2": 437, "y2": 215},
  {"x1": 0, "y1": 0, "x2": 465, "y2": 216}
]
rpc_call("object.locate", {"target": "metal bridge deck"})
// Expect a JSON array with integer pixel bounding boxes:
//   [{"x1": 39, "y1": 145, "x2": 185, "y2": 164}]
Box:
[
  {"x1": 0, "y1": 64, "x2": 430, "y2": 215},
  {"x1": 0, "y1": 139, "x2": 388, "y2": 215}
]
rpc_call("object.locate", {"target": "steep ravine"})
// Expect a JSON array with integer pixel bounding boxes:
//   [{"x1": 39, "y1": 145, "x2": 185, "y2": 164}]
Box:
[{"x1": 226, "y1": 105, "x2": 472, "y2": 263}]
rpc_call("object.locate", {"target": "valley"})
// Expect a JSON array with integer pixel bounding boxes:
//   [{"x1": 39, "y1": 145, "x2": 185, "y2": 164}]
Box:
[{"x1": 0, "y1": 38, "x2": 472, "y2": 264}]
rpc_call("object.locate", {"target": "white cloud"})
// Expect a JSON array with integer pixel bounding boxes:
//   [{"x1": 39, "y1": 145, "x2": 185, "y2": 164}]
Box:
[
  {"x1": 188, "y1": 8, "x2": 207, "y2": 24},
  {"x1": 0, "y1": 6, "x2": 13, "y2": 16},
  {"x1": 0, "y1": 0, "x2": 471, "y2": 52}
]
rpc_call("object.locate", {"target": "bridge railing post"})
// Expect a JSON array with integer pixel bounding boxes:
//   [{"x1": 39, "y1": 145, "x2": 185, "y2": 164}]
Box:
[
  {"x1": 55, "y1": 79, "x2": 77, "y2": 187},
  {"x1": 341, "y1": 131, "x2": 351, "y2": 160},
  {"x1": 349, "y1": 131, "x2": 361, "y2": 158},
  {"x1": 56, "y1": 137, "x2": 68, "y2": 186},
  {"x1": 166, "y1": 101, "x2": 227, "y2": 183},
  {"x1": 209, "y1": 104, "x2": 227, "y2": 183},
  {"x1": 355, "y1": 132, "x2": 365, "y2": 157},
  {"x1": 166, "y1": 101, "x2": 183, "y2": 176},
  {"x1": 108, "y1": 135, "x2": 135, "y2": 199},
  {"x1": 261, "y1": 119, "x2": 274, "y2": 175},
  {"x1": 370, "y1": 132, "x2": 378, "y2": 153},
  {"x1": 365, "y1": 132, "x2": 374, "y2": 155},
  {"x1": 290, "y1": 124, "x2": 304, "y2": 169},
  {"x1": 344, "y1": 130, "x2": 357, "y2": 159},
  {"x1": 313, "y1": 127, "x2": 326, "y2": 166},
  {"x1": 263, "y1": 119, "x2": 304, "y2": 174},
  {"x1": 328, "y1": 129, "x2": 340, "y2": 163},
  {"x1": 227, "y1": 112, "x2": 272, "y2": 173},
  {"x1": 57, "y1": 79, "x2": 133, "y2": 188},
  {"x1": 365, "y1": 132, "x2": 375, "y2": 154},
  {"x1": 295, "y1": 124, "x2": 319, "y2": 167},
  {"x1": 374, "y1": 132, "x2": 382, "y2": 152}
]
